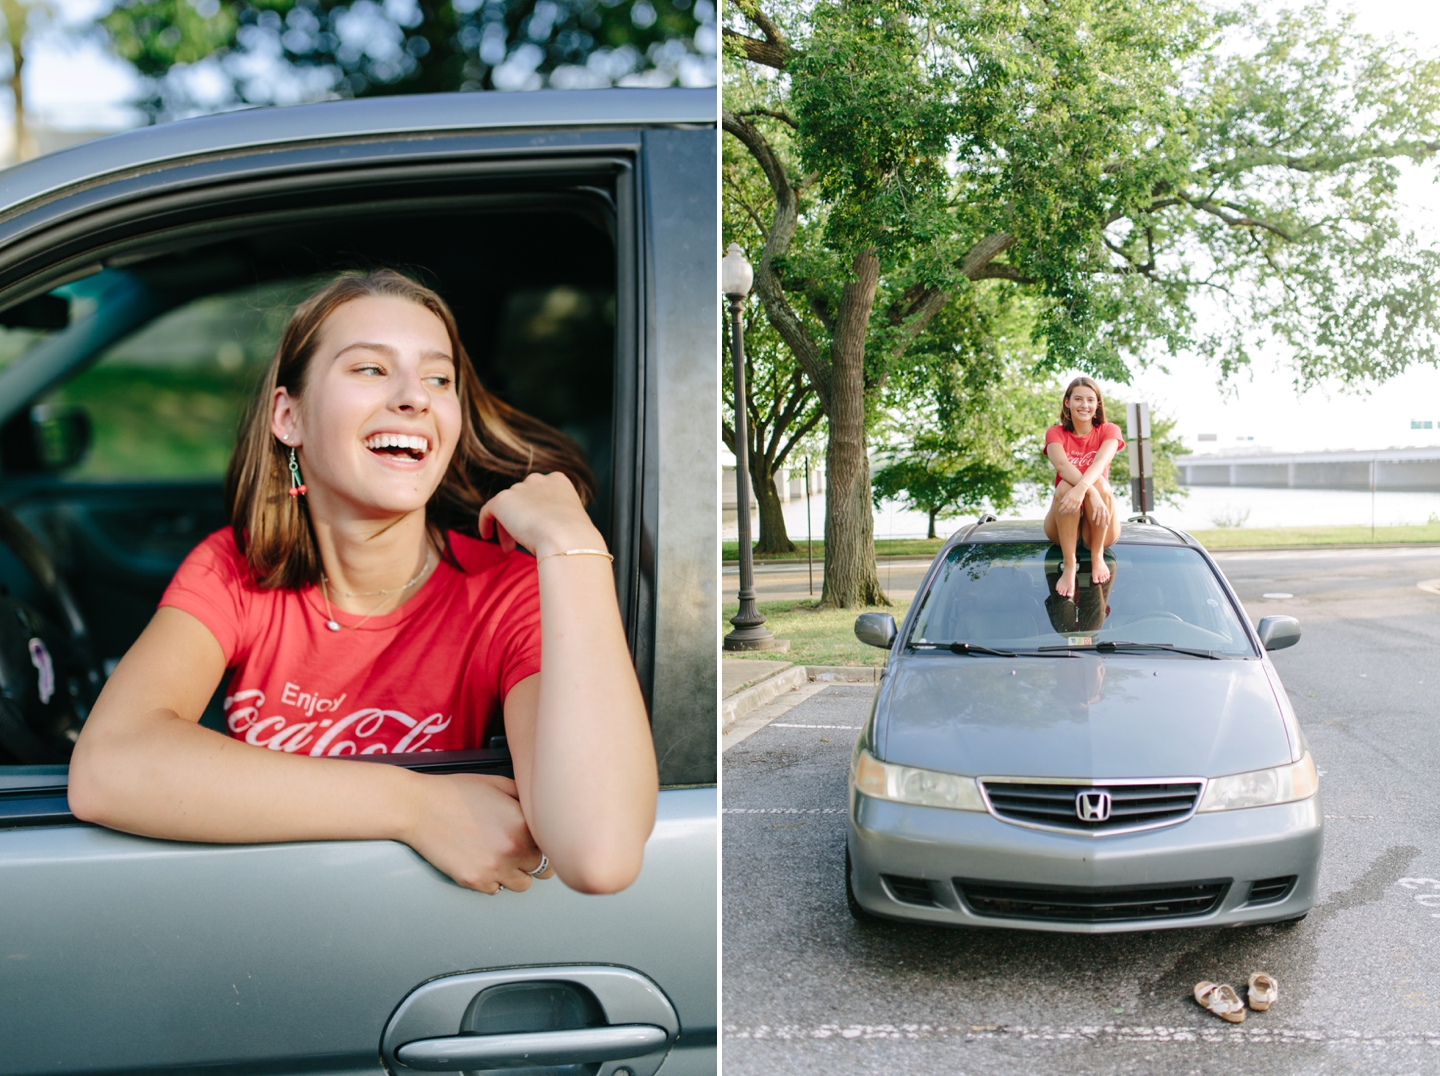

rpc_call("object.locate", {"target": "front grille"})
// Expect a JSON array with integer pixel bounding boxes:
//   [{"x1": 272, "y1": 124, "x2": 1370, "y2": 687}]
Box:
[
  {"x1": 883, "y1": 875, "x2": 940, "y2": 907},
  {"x1": 1246, "y1": 876, "x2": 1297, "y2": 905},
  {"x1": 956, "y1": 878, "x2": 1230, "y2": 923},
  {"x1": 980, "y1": 779, "x2": 1203, "y2": 833}
]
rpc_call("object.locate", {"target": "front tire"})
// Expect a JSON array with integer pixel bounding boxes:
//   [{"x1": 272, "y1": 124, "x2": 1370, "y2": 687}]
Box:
[{"x1": 845, "y1": 845, "x2": 877, "y2": 923}]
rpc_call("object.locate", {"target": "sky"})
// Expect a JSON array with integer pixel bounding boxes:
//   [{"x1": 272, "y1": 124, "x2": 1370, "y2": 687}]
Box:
[
  {"x1": 1068, "y1": 1, "x2": 1440, "y2": 457},
  {"x1": 12, "y1": 1, "x2": 1440, "y2": 457}
]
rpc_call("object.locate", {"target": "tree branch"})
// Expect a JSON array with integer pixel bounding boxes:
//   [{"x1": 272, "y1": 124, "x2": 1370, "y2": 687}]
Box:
[
  {"x1": 1200, "y1": 139, "x2": 1440, "y2": 178},
  {"x1": 737, "y1": 107, "x2": 798, "y2": 129},
  {"x1": 959, "y1": 232, "x2": 1016, "y2": 278},
  {"x1": 971, "y1": 262, "x2": 1038, "y2": 283},
  {"x1": 724, "y1": 0, "x2": 794, "y2": 69},
  {"x1": 1187, "y1": 198, "x2": 1301, "y2": 242},
  {"x1": 871, "y1": 232, "x2": 1025, "y2": 365},
  {"x1": 722, "y1": 108, "x2": 830, "y2": 405}
]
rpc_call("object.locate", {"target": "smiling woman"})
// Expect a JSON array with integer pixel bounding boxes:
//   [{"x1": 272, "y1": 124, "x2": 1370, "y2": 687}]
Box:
[{"x1": 66, "y1": 270, "x2": 658, "y2": 897}]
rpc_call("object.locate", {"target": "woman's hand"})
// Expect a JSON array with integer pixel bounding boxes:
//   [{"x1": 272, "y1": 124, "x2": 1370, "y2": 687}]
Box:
[
  {"x1": 1086, "y1": 487, "x2": 1110, "y2": 529},
  {"x1": 479, "y1": 472, "x2": 603, "y2": 560},
  {"x1": 403, "y1": 773, "x2": 552, "y2": 894},
  {"x1": 1058, "y1": 483, "x2": 1088, "y2": 515}
]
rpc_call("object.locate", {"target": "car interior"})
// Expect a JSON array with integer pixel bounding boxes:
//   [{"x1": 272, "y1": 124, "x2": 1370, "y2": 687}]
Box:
[
  {"x1": 910, "y1": 542, "x2": 1254, "y2": 653},
  {"x1": 0, "y1": 198, "x2": 618, "y2": 767}
]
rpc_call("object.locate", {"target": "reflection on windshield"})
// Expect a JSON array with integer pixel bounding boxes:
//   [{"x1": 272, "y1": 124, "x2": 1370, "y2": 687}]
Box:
[
  {"x1": 910, "y1": 542, "x2": 1255, "y2": 657},
  {"x1": 1045, "y1": 547, "x2": 1115, "y2": 636}
]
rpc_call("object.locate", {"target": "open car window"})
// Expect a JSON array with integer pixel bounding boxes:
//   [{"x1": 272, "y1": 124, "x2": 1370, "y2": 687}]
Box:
[
  {"x1": 0, "y1": 197, "x2": 620, "y2": 774},
  {"x1": 908, "y1": 541, "x2": 1258, "y2": 657}
]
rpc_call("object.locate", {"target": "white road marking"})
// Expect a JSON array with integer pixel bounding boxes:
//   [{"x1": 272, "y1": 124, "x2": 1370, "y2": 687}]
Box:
[
  {"x1": 1419, "y1": 579, "x2": 1440, "y2": 595},
  {"x1": 723, "y1": 682, "x2": 831, "y2": 751},
  {"x1": 723, "y1": 808, "x2": 845, "y2": 814},
  {"x1": 725, "y1": 1022, "x2": 1440, "y2": 1046},
  {"x1": 770, "y1": 724, "x2": 861, "y2": 729}
]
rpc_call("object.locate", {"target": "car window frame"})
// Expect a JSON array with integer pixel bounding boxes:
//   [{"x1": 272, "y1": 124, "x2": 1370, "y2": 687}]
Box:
[{"x1": 0, "y1": 136, "x2": 678, "y2": 810}]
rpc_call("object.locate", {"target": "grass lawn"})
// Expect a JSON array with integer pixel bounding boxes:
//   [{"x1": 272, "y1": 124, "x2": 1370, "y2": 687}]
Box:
[
  {"x1": 723, "y1": 538, "x2": 944, "y2": 562},
  {"x1": 1186, "y1": 523, "x2": 1440, "y2": 548},
  {"x1": 722, "y1": 598, "x2": 910, "y2": 667},
  {"x1": 725, "y1": 524, "x2": 1440, "y2": 562}
]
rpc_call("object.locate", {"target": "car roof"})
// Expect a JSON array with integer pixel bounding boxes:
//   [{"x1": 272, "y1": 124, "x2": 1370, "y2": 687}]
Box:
[
  {"x1": 957, "y1": 519, "x2": 1194, "y2": 546},
  {"x1": 0, "y1": 88, "x2": 715, "y2": 218}
]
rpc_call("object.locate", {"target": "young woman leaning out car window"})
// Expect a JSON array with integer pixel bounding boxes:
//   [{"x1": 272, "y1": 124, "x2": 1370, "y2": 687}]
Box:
[{"x1": 67, "y1": 270, "x2": 657, "y2": 896}]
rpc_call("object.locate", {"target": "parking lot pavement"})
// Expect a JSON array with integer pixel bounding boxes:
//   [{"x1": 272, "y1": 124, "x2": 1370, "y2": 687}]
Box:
[
  {"x1": 724, "y1": 557, "x2": 933, "y2": 604},
  {"x1": 722, "y1": 545, "x2": 1440, "y2": 1075}
]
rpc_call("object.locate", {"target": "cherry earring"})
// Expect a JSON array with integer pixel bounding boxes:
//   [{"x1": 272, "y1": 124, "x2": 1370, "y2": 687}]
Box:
[{"x1": 288, "y1": 445, "x2": 307, "y2": 497}]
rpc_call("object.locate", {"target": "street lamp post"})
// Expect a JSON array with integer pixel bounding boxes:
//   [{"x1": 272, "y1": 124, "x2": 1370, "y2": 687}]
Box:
[{"x1": 722, "y1": 243, "x2": 777, "y2": 651}]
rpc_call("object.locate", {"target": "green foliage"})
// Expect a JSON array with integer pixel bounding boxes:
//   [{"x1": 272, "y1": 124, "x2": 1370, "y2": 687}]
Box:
[
  {"x1": 726, "y1": 0, "x2": 1440, "y2": 387},
  {"x1": 720, "y1": 597, "x2": 910, "y2": 666},
  {"x1": 52, "y1": 364, "x2": 258, "y2": 477},
  {"x1": 103, "y1": 0, "x2": 714, "y2": 117},
  {"x1": 871, "y1": 292, "x2": 1055, "y2": 533}
]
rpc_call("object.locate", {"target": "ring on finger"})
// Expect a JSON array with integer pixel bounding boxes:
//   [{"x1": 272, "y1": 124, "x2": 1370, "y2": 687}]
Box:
[
  {"x1": 495, "y1": 883, "x2": 505, "y2": 893},
  {"x1": 529, "y1": 854, "x2": 549, "y2": 878}
]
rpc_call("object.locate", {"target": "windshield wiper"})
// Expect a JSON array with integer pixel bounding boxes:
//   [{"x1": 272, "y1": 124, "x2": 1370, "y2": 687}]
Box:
[
  {"x1": 911, "y1": 642, "x2": 1078, "y2": 658},
  {"x1": 1038, "y1": 641, "x2": 1223, "y2": 660}
]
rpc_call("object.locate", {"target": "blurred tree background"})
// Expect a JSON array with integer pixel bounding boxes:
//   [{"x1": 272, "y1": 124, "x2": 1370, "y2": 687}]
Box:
[
  {"x1": 100, "y1": 0, "x2": 715, "y2": 120},
  {"x1": 725, "y1": 0, "x2": 1440, "y2": 606}
]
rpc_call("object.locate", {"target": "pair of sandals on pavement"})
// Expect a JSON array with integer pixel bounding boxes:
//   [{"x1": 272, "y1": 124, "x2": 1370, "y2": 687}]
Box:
[{"x1": 1193, "y1": 974, "x2": 1277, "y2": 1023}]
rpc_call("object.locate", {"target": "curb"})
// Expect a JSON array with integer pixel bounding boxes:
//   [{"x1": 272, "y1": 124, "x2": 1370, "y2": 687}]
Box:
[
  {"x1": 721, "y1": 664, "x2": 881, "y2": 729},
  {"x1": 721, "y1": 666, "x2": 808, "y2": 728},
  {"x1": 804, "y1": 665, "x2": 881, "y2": 683}
]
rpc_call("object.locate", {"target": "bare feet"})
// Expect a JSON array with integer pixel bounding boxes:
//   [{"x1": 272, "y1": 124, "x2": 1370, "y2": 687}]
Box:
[
  {"x1": 1091, "y1": 555, "x2": 1111, "y2": 585},
  {"x1": 1057, "y1": 562, "x2": 1079, "y2": 598}
]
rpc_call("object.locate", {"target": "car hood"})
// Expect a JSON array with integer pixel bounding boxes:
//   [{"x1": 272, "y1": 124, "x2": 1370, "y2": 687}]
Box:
[{"x1": 877, "y1": 654, "x2": 1293, "y2": 779}]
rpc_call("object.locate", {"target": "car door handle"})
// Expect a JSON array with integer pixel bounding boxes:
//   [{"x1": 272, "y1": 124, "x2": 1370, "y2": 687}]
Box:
[{"x1": 395, "y1": 1024, "x2": 669, "y2": 1070}]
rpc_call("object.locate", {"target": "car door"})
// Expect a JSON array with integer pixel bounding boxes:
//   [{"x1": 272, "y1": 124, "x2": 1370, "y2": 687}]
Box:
[{"x1": 0, "y1": 90, "x2": 716, "y2": 1076}]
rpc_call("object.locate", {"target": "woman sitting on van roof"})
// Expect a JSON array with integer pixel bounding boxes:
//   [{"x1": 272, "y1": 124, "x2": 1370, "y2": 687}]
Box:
[{"x1": 1042, "y1": 376, "x2": 1125, "y2": 600}]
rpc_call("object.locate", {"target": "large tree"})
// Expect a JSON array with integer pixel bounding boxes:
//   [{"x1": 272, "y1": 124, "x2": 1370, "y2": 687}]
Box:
[
  {"x1": 724, "y1": 0, "x2": 1440, "y2": 606},
  {"x1": 103, "y1": 0, "x2": 715, "y2": 118}
]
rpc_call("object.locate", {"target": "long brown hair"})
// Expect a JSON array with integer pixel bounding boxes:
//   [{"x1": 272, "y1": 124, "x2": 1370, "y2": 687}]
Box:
[
  {"x1": 1059, "y1": 376, "x2": 1107, "y2": 432},
  {"x1": 224, "y1": 270, "x2": 596, "y2": 589}
]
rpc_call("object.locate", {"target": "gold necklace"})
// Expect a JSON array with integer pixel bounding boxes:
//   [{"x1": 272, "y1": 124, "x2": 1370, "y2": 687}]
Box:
[
  {"x1": 319, "y1": 549, "x2": 435, "y2": 632},
  {"x1": 327, "y1": 550, "x2": 434, "y2": 597}
]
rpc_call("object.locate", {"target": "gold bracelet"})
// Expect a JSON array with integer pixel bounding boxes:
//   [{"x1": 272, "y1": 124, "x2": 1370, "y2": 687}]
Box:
[{"x1": 537, "y1": 548, "x2": 615, "y2": 563}]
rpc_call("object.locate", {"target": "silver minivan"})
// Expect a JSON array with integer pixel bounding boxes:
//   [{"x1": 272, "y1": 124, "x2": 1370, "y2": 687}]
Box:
[
  {"x1": 0, "y1": 89, "x2": 716, "y2": 1075},
  {"x1": 848, "y1": 518, "x2": 1320, "y2": 933}
]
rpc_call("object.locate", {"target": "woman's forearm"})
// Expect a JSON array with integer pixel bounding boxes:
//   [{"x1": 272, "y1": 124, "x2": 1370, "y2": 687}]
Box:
[
  {"x1": 67, "y1": 607, "x2": 423, "y2": 844},
  {"x1": 69, "y1": 706, "x2": 421, "y2": 843},
  {"x1": 521, "y1": 555, "x2": 658, "y2": 893},
  {"x1": 1079, "y1": 441, "x2": 1120, "y2": 488}
]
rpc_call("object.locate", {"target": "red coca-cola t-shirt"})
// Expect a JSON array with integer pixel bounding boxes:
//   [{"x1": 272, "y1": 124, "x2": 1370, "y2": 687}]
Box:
[
  {"x1": 160, "y1": 529, "x2": 541, "y2": 756},
  {"x1": 1044, "y1": 422, "x2": 1126, "y2": 486}
]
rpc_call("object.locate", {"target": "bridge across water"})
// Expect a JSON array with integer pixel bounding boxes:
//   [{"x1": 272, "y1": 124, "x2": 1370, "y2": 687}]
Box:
[{"x1": 1179, "y1": 447, "x2": 1440, "y2": 491}]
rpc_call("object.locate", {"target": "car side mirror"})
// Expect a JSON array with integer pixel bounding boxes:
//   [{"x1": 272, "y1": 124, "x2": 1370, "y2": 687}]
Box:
[
  {"x1": 854, "y1": 613, "x2": 897, "y2": 649},
  {"x1": 31, "y1": 406, "x2": 92, "y2": 471},
  {"x1": 1257, "y1": 615, "x2": 1301, "y2": 652}
]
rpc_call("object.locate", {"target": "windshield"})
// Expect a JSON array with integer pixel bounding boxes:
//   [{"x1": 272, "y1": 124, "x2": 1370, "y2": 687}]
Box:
[{"x1": 908, "y1": 541, "x2": 1256, "y2": 657}]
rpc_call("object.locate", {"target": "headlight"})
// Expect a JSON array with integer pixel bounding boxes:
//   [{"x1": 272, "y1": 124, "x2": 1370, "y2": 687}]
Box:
[
  {"x1": 853, "y1": 749, "x2": 985, "y2": 812},
  {"x1": 1197, "y1": 753, "x2": 1319, "y2": 812}
]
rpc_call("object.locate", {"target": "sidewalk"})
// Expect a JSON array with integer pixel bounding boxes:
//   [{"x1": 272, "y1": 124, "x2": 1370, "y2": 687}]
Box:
[{"x1": 721, "y1": 658, "x2": 880, "y2": 750}]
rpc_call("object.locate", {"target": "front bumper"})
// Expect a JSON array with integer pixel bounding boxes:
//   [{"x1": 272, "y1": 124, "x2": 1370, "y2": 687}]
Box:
[{"x1": 847, "y1": 788, "x2": 1323, "y2": 933}]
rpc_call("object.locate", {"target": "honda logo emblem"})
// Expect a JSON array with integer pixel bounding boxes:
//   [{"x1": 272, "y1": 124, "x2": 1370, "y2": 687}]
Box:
[{"x1": 1076, "y1": 790, "x2": 1112, "y2": 822}]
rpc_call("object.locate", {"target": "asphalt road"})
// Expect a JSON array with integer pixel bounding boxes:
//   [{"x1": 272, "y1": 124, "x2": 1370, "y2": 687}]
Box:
[{"x1": 722, "y1": 545, "x2": 1440, "y2": 1075}]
